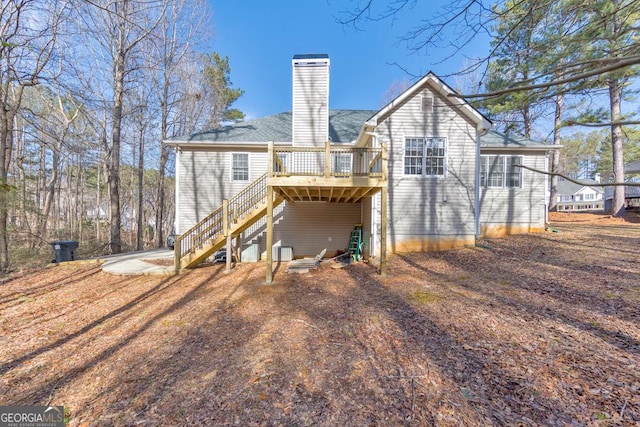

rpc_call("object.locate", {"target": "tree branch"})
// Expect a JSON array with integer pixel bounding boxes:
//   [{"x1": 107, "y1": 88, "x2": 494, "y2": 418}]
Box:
[
  {"x1": 563, "y1": 120, "x2": 640, "y2": 128},
  {"x1": 513, "y1": 164, "x2": 640, "y2": 186},
  {"x1": 452, "y1": 55, "x2": 640, "y2": 98}
]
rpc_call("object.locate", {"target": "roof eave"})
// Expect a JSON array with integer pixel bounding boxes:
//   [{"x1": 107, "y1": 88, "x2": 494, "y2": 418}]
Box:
[
  {"x1": 480, "y1": 145, "x2": 562, "y2": 151},
  {"x1": 164, "y1": 140, "x2": 292, "y2": 149}
]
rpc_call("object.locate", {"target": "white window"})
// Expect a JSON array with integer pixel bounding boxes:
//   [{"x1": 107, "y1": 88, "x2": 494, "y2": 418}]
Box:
[
  {"x1": 274, "y1": 152, "x2": 289, "y2": 174},
  {"x1": 231, "y1": 153, "x2": 249, "y2": 182},
  {"x1": 404, "y1": 137, "x2": 446, "y2": 177},
  {"x1": 584, "y1": 193, "x2": 595, "y2": 200},
  {"x1": 421, "y1": 96, "x2": 433, "y2": 113},
  {"x1": 333, "y1": 153, "x2": 352, "y2": 176},
  {"x1": 480, "y1": 155, "x2": 523, "y2": 188}
]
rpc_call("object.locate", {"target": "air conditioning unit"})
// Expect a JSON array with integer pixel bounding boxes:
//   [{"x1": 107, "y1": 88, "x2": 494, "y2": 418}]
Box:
[{"x1": 272, "y1": 246, "x2": 293, "y2": 262}]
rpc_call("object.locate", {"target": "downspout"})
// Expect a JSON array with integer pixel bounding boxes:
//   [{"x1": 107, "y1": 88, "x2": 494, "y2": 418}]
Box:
[
  {"x1": 371, "y1": 133, "x2": 379, "y2": 258},
  {"x1": 475, "y1": 127, "x2": 488, "y2": 238},
  {"x1": 544, "y1": 151, "x2": 550, "y2": 225},
  {"x1": 175, "y1": 147, "x2": 181, "y2": 234}
]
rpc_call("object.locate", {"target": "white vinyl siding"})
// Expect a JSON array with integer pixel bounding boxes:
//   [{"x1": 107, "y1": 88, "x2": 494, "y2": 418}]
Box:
[
  {"x1": 292, "y1": 59, "x2": 329, "y2": 146},
  {"x1": 376, "y1": 86, "x2": 477, "y2": 246},
  {"x1": 176, "y1": 148, "x2": 267, "y2": 234},
  {"x1": 273, "y1": 202, "x2": 361, "y2": 257},
  {"x1": 231, "y1": 153, "x2": 249, "y2": 182},
  {"x1": 479, "y1": 151, "x2": 547, "y2": 229},
  {"x1": 239, "y1": 201, "x2": 362, "y2": 258},
  {"x1": 404, "y1": 137, "x2": 446, "y2": 177}
]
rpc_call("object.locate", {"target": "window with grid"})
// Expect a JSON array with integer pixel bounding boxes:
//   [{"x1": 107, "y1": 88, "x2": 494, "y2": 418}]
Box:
[
  {"x1": 333, "y1": 153, "x2": 352, "y2": 176},
  {"x1": 505, "y1": 156, "x2": 522, "y2": 188},
  {"x1": 274, "y1": 152, "x2": 289, "y2": 174},
  {"x1": 231, "y1": 153, "x2": 249, "y2": 181},
  {"x1": 404, "y1": 137, "x2": 446, "y2": 177},
  {"x1": 487, "y1": 156, "x2": 505, "y2": 187},
  {"x1": 480, "y1": 155, "x2": 523, "y2": 188}
]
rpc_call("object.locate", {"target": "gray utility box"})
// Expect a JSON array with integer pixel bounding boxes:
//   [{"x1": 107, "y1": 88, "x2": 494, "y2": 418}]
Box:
[
  {"x1": 51, "y1": 240, "x2": 78, "y2": 263},
  {"x1": 272, "y1": 246, "x2": 294, "y2": 262},
  {"x1": 241, "y1": 244, "x2": 260, "y2": 263}
]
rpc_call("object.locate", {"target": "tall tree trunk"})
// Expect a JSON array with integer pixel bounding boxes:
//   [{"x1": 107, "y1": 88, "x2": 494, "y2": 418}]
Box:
[
  {"x1": 34, "y1": 145, "x2": 60, "y2": 248},
  {"x1": 155, "y1": 75, "x2": 169, "y2": 248},
  {"x1": 96, "y1": 159, "x2": 102, "y2": 242},
  {"x1": 109, "y1": 8, "x2": 127, "y2": 254},
  {"x1": 549, "y1": 92, "x2": 563, "y2": 212},
  {"x1": 79, "y1": 154, "x2": 86, "y2": 244},
  {"x1": 15, "y1": 119, "x2": 27, "y2": 233},
  {"x1": 0, "y1": 110, "x2": 13, "y2": 272},
  {"x1": 136, "y1": 114, "x2": 144, "y2": 251},
  {"x1": 609, "y1": 77, "x2": 625, "y2": 216},
  {"x1": 0, "y1": 82, "x2": 22, "y2": 271}
]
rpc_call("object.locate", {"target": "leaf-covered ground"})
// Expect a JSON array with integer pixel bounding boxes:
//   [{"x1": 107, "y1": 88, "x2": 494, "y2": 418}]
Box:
[{"x1": 1, "y1": 213, "x2": 639, "y2": 426}]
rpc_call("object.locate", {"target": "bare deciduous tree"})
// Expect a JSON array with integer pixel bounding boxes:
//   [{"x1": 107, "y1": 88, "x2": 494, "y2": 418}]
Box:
[{"x1": 0, "y1": 0, "x2": 67, "y2": 271}]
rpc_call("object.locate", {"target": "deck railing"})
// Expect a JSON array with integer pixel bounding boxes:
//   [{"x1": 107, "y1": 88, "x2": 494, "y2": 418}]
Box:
[
  {"x1": 174, "y1": 173, "x2": 268, "y2": 269},
  {"x1": 269, "y1": 142, "x2": 386, "y2": 179}
]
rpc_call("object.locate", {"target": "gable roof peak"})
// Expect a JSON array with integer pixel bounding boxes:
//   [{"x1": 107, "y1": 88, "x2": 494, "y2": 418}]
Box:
[{"x1": 364, "y1": 72, "x2": 491, "y2": 132}]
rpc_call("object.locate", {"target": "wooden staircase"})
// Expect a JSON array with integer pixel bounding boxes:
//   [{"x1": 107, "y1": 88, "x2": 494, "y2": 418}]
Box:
[{"x1": 174, "y1": 173, "x2": 283, "y2": 270}]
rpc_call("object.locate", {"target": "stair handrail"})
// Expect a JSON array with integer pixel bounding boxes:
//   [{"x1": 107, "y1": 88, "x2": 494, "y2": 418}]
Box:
[
  {"x1": 227, "y1": 173, "x2": 268, "y2": 228},
  {"x1": 174, "y1": 172, "x2": 269, "y2": 270}
]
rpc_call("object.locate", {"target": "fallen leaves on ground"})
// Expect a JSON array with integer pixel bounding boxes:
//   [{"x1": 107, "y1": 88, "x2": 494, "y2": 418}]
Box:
[{"x1": 1, "y1": 215, "x2": 639, "y2": 425}]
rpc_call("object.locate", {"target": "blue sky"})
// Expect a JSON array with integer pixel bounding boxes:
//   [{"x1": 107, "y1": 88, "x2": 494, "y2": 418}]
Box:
[{"x1": 207, "y1": 1, "x2": 490, "y2": 120}]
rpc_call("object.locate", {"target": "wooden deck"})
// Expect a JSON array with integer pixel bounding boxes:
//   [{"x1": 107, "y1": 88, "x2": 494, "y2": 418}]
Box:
[
  {"x1": 267, "y1": 142, "x2": 387, "y2": 203},
  {"x1": 175, "y1": 142, "x2": 389, "y2": 282}
]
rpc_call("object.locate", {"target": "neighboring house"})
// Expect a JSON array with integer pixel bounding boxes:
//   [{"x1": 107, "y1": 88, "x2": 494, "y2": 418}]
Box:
[
  {"x1": 165, "y1": 54, "x2": 556, "y2": 282},
  {"x1": 86, "y1": 204, "x2": 109, "y2": 222},
  {"x1": 603, "y1": 161, "x2": 640, "y2": 210},
  {"x1": 625, "y1": 160, "x2": 640, "y2": 174},
  {"x1": 556, "y1": 178, "x2": 605, "y2": 212}
]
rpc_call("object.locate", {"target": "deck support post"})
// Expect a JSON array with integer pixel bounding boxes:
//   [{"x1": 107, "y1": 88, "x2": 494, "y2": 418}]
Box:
[
  {"x1": 380, "y1": 143, "x2": 388, "y2": 277},
  {"x1": 225, "y1": 234, "x2": 232, "y2": 272},
  {"x1": 174, "y1": 235, "x2": 181, "y2": 272},
  {"x1": 266, "y1": 186, "x2": 274, "y2": 284},
  {"x1": 266, "y1": 141, "x2": 274, "y2": 284},
  {"x1": 380, "y1": 185, "x2": 388, "y2": 277},
  {"x1": 235, "y1": 234, "x2": 241, "y2": 263}
]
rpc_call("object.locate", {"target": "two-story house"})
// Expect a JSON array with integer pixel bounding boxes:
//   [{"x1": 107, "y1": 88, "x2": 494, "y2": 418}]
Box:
[{"x1": 556, "y1": 178, "x2": 605, "y2": 212}]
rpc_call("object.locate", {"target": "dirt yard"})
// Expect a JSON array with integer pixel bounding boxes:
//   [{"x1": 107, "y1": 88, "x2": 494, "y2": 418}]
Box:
[{"x1": 1, "y1": 213, "x2": 639, "y2": 426}]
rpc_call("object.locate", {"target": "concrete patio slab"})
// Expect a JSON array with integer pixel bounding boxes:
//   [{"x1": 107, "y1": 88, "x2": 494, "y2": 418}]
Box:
[{"x1": 100, "y1": 249, "x2": 175, "y2": 276}]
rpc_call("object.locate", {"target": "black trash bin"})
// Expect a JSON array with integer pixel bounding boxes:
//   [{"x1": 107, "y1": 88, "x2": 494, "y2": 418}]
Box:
[{"x1": 51, "y1": 240, "x2": 79, "y2": 263}]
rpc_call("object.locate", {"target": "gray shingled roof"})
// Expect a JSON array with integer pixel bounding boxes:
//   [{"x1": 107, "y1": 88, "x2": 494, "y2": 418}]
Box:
[
  {"x1": 170, "y1": 110, "x2": 376, "y2": 144},
  {"x1": 480, "y1": 130, "x2": 553, "y2": 149},
  {"x1": 626, "y1": 160, "x2": 640, "y2": 173},
  {"x1": 170, "y1": 114, "x2": 554, "y2": 149},
  {"x1": 557, "y1": 179, "x2": 604, "y2": 195}
]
